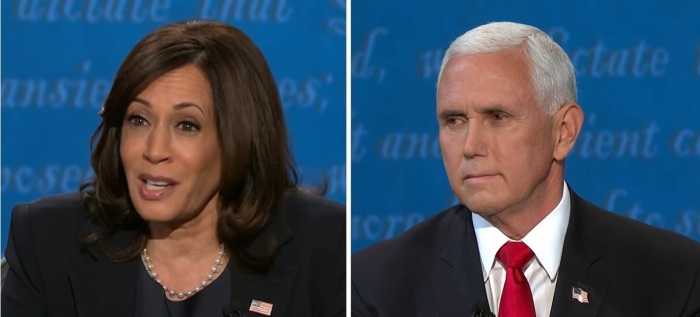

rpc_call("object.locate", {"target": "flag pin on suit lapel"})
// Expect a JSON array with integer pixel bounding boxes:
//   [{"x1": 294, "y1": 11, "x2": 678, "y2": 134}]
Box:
[
  {"x1": 249, "y1": 299, "x2": 273, "y2": 316},
  {"x1": 572, "y1": 286, "x2": 590, "y2": 304}
]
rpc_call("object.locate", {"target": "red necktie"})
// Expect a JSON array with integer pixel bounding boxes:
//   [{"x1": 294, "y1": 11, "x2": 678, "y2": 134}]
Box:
[{"x1": 497, "y1": 241, "x2": 536, "y2": 317}]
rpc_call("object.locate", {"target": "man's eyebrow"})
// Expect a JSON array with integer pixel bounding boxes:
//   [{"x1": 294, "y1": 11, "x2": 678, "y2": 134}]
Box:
[
  {"x1": 438, "y1": 109, "x2": 465, "y2": 120},
  {"x1": 477, "y1": 104, "x2": 507, "y2": 114}
]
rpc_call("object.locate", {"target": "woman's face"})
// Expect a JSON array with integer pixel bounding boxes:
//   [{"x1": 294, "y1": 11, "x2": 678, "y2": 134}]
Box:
[{"x1": 120, "y1": 64, "x2": 221, "y2": 225}]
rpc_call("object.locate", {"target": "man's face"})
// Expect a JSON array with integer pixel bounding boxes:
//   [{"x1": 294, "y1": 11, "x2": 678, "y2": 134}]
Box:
[{"x1": 437, "y1": 47, "x2": 558, "y2": 217}]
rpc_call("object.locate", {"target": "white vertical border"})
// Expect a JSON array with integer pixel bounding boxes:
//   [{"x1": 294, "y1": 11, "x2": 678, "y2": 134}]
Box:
[{"x1": 345, "y1": 0, "x2": 352, "y2": 315}]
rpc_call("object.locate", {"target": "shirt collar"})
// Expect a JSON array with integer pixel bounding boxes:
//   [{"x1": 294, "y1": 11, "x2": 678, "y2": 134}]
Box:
[{"x1": 472, "y1": 182, "x2": 571, "y2": 282}]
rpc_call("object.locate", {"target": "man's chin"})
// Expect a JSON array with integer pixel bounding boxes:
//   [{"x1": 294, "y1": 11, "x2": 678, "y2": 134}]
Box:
[{"x1": 460, "y1": 195, "x2": 503, "y2": 215}]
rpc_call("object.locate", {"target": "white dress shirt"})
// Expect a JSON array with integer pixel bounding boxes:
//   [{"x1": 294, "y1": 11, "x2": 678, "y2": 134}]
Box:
[{"x1": 472, "y1": 183, "x2": 571, "y2": 317}]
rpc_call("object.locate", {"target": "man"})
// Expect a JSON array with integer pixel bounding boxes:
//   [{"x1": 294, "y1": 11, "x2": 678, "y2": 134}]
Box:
[{"x1": 352, "y1": 22, "x2": 700, "y2": 317}]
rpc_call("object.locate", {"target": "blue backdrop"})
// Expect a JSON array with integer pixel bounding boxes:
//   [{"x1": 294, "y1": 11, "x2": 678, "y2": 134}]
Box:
[
  {"x1": 351, "y1": 1, "x2": 700, "y2": 252},
  {"x1": 1, "y1": 0, "x2": 347, "y2": 254}
]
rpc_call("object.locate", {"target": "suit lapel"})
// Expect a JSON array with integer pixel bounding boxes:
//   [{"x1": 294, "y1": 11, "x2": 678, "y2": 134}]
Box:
[
  {"x1": 67, "y1": 229, "x2": 139, "y2": 317},
  {"x1": 550, "y1": 191, "x2": 613, "y2": 317},
  {"x1": 431, "y1": 206, "x2": 489, "y2": 315},
  {"x1": 230, "y1": 262, "x2": 298, "y2": 316},
  {"x1": 230, "y1": 206, "x2": 298, "y2": 316}
]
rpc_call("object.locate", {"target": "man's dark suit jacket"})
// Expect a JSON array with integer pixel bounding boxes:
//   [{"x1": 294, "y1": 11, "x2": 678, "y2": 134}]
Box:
[
  {"x1": 352, "y1": 189, "x2": 700, "y2": 317},
  {"x1": 3, "y1": 191, "x2": 346, "y2": 317}
]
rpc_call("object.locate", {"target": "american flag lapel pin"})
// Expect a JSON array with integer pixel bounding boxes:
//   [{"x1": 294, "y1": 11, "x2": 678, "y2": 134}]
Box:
[
  {"x1": 571, "y1": 286, "x2": 590, "y2": 304},
  {"x1": 249, "y1": 299, "x2": 274, "y2": 316}
]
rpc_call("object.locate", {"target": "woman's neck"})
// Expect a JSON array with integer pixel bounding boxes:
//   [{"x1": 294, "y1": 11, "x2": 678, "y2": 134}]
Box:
[
  {"x1": 146, "y1": 200, "x2": 221, "y2": 261},
  {"x1": 141, "y1": 202, "x2": 228, "y2": 299}
]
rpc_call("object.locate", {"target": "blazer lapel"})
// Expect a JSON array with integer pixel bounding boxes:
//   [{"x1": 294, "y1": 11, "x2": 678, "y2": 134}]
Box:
[
  {"x1": 431, "y1": 206, "x2": 489, "y2": 316},
  {"x1": 67, "y1": 229, "x2": 139, "y2": 317},
  {"x1": 230, "y1": 262, "x2": 298, "y2": 317},
  {"x1": 230, "y1": 208, "x2": 298, "y2": 316},
  {"x1": 550, "y1": 191, "x2": 613, "y2": 317}
]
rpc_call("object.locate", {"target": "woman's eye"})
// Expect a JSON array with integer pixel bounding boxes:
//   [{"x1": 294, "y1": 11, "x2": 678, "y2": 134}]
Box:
[
  {"x1": 177, "y1": 120, "x2": 201, "y2": 132},
  {"x1": 126, "y1": 115, "x2": 148, "y2": 127}
]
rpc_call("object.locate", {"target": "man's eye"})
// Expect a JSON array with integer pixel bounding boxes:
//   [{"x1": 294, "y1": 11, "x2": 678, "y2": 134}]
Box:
[{"x1": 446, "y1": 117, "x2": 464, "y2": 126}]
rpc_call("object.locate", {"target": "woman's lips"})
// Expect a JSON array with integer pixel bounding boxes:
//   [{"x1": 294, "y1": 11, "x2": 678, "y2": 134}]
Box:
[
  {"x1": 137, "y1": 174, "x2": 178, "y2": 200},
  {"x1": 138, "y1": 180, "x2": 176, "y2": 200}
]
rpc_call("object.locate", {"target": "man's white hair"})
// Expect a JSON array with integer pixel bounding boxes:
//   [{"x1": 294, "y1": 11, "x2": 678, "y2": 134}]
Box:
[{"x1": 437, "y1": 22, "x2": 577, "y2": 115}]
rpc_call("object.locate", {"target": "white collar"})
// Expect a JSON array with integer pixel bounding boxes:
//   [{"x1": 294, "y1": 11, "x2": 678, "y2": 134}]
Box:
[{"x1": 472, "y1": 182, "x2": 571, "y2": 281}]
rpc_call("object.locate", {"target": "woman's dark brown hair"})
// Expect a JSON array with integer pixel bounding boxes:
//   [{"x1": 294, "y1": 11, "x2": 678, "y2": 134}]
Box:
[{"x1": 80, "y1": 20, "x2": 299, "y2": 271}]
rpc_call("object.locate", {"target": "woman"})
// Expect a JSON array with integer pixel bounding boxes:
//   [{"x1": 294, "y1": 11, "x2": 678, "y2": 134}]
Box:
[{"x1": 2, "y1": 20, "x2": 345, "y2": 317}]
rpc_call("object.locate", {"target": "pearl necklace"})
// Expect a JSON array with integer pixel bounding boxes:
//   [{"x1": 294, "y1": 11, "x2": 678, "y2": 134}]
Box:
[{"x1": 141, "y1": 244, "x2": 227, "y2": 299}]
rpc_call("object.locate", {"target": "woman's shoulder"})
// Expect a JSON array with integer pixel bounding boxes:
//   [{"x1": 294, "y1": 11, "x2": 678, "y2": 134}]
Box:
[
  {"x1": 9, "y1": 192, "x2": 90, "y2": 247},
  {"x1": 272, "y1": 191, "x2": 345, "y2": 244},
  {"x1": 267, "y1": 193, "x2": 345, "y2": 314},
  {"x1": 11, "y1": 192, "x2": 87, "y2": 224},
  {"x1": 278, "y1": 191, "x2": 345, "y2": 224}
]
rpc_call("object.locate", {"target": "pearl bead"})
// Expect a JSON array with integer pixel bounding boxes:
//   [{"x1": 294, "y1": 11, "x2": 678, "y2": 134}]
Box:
[{"x1": 142, "y1": 243, "x2": 226, "y2": 300}]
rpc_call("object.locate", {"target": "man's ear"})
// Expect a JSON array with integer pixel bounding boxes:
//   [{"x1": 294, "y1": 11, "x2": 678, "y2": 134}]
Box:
[{"x1": 553, "y1": 102, "x2": 584, "y2": 161}]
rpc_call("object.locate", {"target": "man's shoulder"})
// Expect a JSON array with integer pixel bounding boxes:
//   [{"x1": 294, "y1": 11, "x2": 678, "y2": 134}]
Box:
[
  {"x1": 576, "y1": 195, "x2": 700, "y2": 262},
  {"x1": 353, "y1": 204, "x2": 463, "y2": 272},
  {"x1": 351, "y1": 204, "x2": 467, "y2": 311}
]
